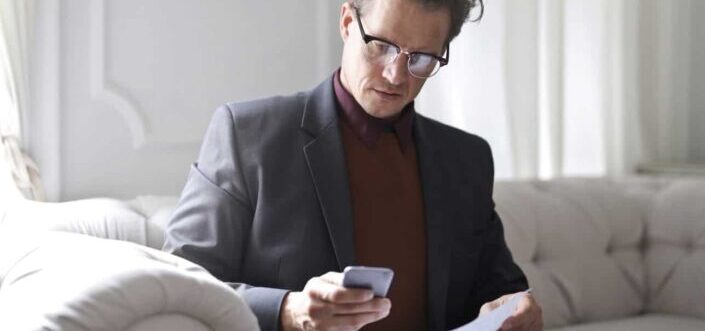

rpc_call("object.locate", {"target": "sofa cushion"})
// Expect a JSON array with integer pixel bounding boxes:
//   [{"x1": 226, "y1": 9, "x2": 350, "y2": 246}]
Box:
[
  {"x1": 0, "y1": 198, "x2": 148, "y2": 245},
  {"x1": 0, "y1": 232, "x2": 258, "y2": 331},
  {"x1": 126, "y1": 195, "x2": 180, "y2": 249},
  {"x1": 126, "y1": 314, "x2": 211, "y2": 331},
  {"x1": 547, "y1": 313, "x2": 705, "y2": 331},
  {"x1": 646, "y1": 179, "x2": 705, "y2": 318},
  {"x1": 495, "y1": 178, "x2": 646, "y2": 328}
]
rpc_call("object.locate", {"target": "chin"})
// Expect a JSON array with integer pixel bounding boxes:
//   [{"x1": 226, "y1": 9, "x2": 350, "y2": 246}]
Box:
[{"x1": 367, "y1": 106, "x2": 403, "y2": 119}]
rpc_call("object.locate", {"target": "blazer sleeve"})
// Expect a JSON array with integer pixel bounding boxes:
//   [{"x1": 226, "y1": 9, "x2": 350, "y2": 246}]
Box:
[
  {"x1": 467, "y1": 208, "x2": 529, "y2": 316},
  {"x1": 163, "y1": 105, "x2": 288, "y2": 331},
  {"x1": 466, "y1": 140, "x2": 529, "y2": 317}
]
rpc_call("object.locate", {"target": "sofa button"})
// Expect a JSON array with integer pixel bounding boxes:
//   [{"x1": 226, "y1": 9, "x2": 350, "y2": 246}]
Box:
[
  {"x1": 687, "y1": 242, "x2": 696, "y2": 254},
  {"x1": 531, "y1": 253, "x2": 540, "y2": 263}
]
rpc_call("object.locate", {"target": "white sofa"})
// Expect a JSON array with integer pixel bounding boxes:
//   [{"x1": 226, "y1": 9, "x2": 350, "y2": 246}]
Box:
[
  {"x1": 0, "y1": 198, "x2": 259, "y2": 331},
  {"x1": 1, "y1": 176, "x2": 704, "y2": 330}
]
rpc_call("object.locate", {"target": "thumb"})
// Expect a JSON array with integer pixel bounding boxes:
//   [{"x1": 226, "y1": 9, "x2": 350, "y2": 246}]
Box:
[
  {"x1": 479, "y1": 294, "x2": 512, "y2": 315},
  {"x1": 480, "y1": 299, "x2": 502, "y2": 315}
]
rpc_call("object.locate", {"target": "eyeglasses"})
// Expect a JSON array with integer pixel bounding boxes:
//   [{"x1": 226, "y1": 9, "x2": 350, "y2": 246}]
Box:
[{"x1": 353, "y1": 7, "x2": 449, "y2": 79}]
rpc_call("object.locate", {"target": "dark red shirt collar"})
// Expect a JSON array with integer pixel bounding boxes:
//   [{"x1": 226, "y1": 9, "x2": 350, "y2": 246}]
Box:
[{"x1": 333, "y1": 69, "x2": 415, "y2": 153}]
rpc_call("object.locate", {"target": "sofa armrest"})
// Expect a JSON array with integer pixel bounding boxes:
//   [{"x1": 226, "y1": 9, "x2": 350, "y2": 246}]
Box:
[
  {"x1": 0, "y1": 232, "x2": 259, "y2": 331},
  {"x1": 0, "y1": 198, "x2": 150, "y2": 245}
]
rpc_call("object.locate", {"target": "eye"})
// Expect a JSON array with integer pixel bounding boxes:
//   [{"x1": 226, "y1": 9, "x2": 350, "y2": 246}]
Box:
[
  {"x1": 410, "y1": 54, "x2": 433, "y2": 66},
  {"x1": 371, "y1": 40, "x2": 397, "y2": 56}
]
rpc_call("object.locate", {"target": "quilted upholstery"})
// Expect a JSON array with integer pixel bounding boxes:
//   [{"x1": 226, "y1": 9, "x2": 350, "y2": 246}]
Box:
[
  {"x1": 126, "y1": 177, "x2": 705, "y2": 330},
  {"x1": 494, "y1": 177, "x2": 705, "y2": 329},
  {"x1": 0, "y1": 232, "x2": 259, "y2": 331},
  {"x1": 2, "y1": 176, "x2": 703, "y2": 330},
  {"x1": 645, "y1": 181, "x2": 705, "y2": 318}
]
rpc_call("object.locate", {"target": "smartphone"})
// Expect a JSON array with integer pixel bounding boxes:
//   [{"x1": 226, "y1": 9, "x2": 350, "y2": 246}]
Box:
[{"x1": 342, "y1": 266, "x2": 394, "y2": 297}]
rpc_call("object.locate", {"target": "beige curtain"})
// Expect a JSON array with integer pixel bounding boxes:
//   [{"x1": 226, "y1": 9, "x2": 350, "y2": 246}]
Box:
[
  {"x1": 417, "y1": 0, "x2": 653, "y2": 180},
  {"x1": 0, "y1": 0, "x2": 44, "y2": 201}
]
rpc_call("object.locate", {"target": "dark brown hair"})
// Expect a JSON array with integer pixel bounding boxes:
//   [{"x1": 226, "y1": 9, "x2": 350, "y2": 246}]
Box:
[{"x1": 351, "y1": 0, "x2": 484, "y2": 43}]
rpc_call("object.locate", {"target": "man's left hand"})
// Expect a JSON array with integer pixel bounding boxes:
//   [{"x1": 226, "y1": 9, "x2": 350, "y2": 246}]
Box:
[{"x1": 479, "y1": 291, "x2": 543, "y2": 331}]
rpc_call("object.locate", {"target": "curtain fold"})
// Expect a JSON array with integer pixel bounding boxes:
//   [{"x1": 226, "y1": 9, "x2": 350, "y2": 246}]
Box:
[
  {"x1": 416, "y1": 0, "x2": 675, "y2": 180},
  {"x1": 1, "y1": 0, "x2": 44, "y2": 201}
]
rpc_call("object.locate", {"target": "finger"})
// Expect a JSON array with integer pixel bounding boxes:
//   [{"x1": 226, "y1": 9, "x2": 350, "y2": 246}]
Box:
[
  {"x1": 306, "y1": 277, "x2": 374, "y2": 303},
  {"x1": 500, "y1": 316, "x2": 520, "y2": 331},
  {"x1": 526, "y1": 314, "x2": 544, "y2": 331},
  {"x1": 513, "y1": 295, "x2": 534, "y2": 315},
  {"x1": 523, "y1": 297, "x2": 543, "y2": 331},
  {"x1": 332, "y1": 298, "x2": 391, "y2": 315},
  {"x1": 479, "y1": 301, "x2": 497, "y2": 315},
  {"x1": 319, "y1": 271, "x2": 344, "y2": 286},
  {"x1": 319, "y1": 271, "x2": 377, "y2": 303},
  {"x1": 314, "y1": 310, "x2": 390, "y2": 330},
  {"x1": 503, "y1": 314, "x2": 539, "y2": 331},
  {"x1": 500, "y1": 313, "x2": 530, "y2": 330},
  {"x1": 501, "y1": 297, "x2": 539, "y2": 330},
  {"x1": 479, "y1": 293, "x2": 512, "y2": 315},
  {"x1": 304, "y1": 298, "x2": 336, "y2": 320}
]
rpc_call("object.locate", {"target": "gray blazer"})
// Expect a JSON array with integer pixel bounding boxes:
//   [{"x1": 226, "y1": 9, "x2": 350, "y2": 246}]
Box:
[{"x1": 163, "y1": 75, "x2": 528, "y2": 331}]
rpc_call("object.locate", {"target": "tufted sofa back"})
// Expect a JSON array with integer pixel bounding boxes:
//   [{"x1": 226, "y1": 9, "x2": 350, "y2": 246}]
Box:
[
  {"x1": 494, "y1": 177, "x2": 705, "y2": 329},
  {"x1": 3, "y1": 177, "x2": 704, "y2": 329}
]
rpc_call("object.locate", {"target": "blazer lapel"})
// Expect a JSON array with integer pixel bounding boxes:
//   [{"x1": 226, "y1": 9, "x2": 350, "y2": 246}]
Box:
[
  {"x1": 415, "y1": 116, "x2": 453, "y2": 331},
  {"x1": 301, "y1": 76, "x2": 355, "y2": 271},
  {"x1": 300, "y1": 79, "x2": 452, "y2": 329}
]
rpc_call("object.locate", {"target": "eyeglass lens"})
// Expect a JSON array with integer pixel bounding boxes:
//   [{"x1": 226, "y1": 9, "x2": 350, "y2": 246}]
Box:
[{"x1": 364, "y1": 40, "x2": 440, "y2": 78}]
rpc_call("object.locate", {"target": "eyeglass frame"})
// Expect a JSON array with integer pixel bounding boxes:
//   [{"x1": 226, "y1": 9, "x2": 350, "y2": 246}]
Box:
[{"x1": 352, "y1": 6, "x2": 450, "y2": 78}]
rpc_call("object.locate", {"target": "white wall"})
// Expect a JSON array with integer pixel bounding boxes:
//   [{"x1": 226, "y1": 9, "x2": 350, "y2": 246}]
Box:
[
  {"x1": 25, "y1": 0, "x2": 705, "y2": 200},
  {"x1": 28, "y1": 0, "x2": 343, "y2": 201}
]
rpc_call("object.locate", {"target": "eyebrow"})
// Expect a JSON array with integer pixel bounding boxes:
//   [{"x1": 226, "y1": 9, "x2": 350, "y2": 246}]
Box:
[
  {"x1": 368, "y1": 32, "x2": 443, "y2": 57},
  {"x1": 354, "y1": 7, "x2": 444, "y2": 57}
]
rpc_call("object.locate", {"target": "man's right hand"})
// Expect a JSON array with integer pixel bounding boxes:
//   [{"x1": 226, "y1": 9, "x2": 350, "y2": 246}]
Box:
[{"x1": 280, "y1": 272, "x2": 391, "y2": 331}]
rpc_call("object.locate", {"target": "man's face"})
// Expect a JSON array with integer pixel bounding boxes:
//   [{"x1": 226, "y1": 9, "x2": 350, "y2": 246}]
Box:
[{"x1": 339, "y1": 0, "x2": 450, "y2": 119}]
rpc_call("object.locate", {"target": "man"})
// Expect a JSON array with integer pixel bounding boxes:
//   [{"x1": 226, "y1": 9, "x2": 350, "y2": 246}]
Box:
[{"x1": 164, "y1": 0, "x2": 543, "y2": 330}]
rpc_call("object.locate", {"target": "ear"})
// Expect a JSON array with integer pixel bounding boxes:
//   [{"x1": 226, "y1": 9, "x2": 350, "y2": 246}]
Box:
[{"x1": 340, "y1": 2, "x2": 355, "y2": 43}]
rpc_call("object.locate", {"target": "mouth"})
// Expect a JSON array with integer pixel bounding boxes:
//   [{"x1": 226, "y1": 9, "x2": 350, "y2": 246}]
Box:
[{"x1": 372, "y1": 89, "x2": 402, "y2": 101}]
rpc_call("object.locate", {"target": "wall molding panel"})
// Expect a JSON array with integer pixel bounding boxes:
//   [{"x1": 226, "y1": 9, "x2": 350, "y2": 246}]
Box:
[{"x1": 90, "y1": 0, "x2": 148, "y2": 149}]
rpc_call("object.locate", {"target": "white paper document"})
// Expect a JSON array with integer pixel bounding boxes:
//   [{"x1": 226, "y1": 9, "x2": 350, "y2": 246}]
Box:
[{"x1": 449, "y1": 289, "x2": 531, "y2": 331}]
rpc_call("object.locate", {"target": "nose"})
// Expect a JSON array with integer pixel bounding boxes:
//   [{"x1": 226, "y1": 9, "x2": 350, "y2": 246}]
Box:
[{"x1": 382, "y1": 52, "x2": 408, "y2": 86}]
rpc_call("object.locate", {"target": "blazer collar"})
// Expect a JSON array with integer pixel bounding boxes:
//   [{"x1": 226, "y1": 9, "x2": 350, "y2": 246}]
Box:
[
  {"x1": 301, "y1": 74, "x2": 356, "y2": 271},
  {"x1": 301, "y1": 75, "x2": 338, "y2": 137}
]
